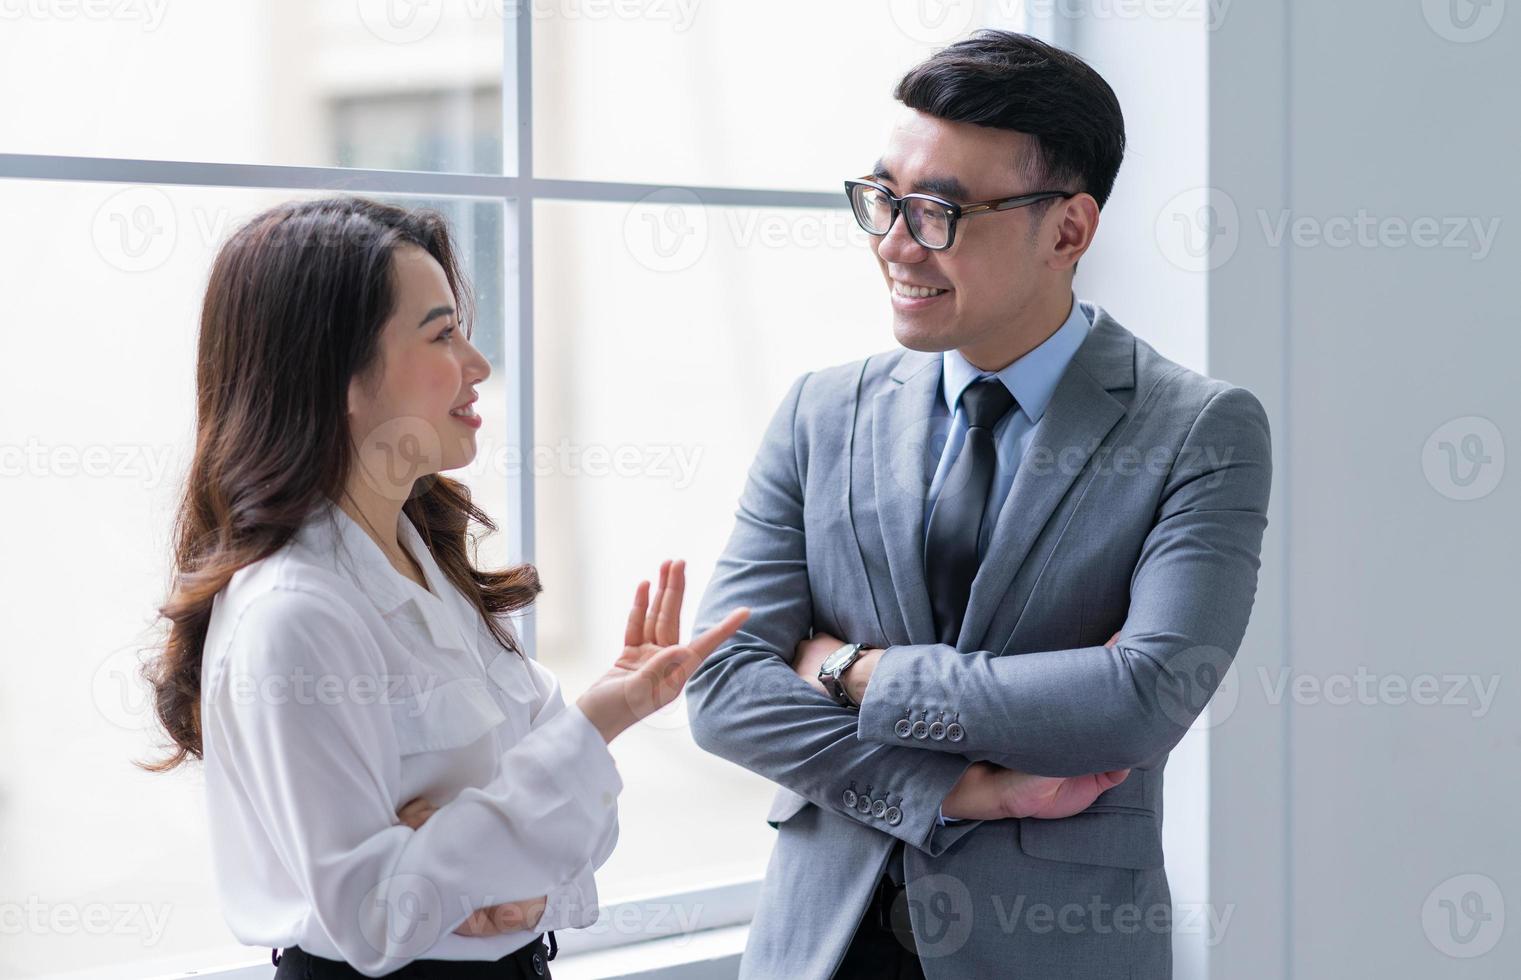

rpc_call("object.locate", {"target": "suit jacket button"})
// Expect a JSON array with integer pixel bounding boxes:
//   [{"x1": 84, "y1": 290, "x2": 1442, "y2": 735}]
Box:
[
  {"x1": 532, "y1": 952, "x2": 545, "y2": 975},
  {"x1": 929, "y1": 721, "x2": 946, "y2": 740},
  {"x1": 857, "y1": 794, "x2": 873, "y2": 815},
  {"x1": 947, "y1": 723, "x2": 965, "y2": 742},
  {"x1": 894, "y1": 718, "x2": 913, "y2": 738},
  {"x1": 843, "y1": 789, "x2": 857, "y2": 808},
  {"x1": 871, "y1": 799, "x2": 887, "y2": 818},
  {"x1": 911, "y1": 720, "x2": 930, "y2": 740},
  {"x1": 885, "y1": 806, "x2": 902, "y2": 826}
]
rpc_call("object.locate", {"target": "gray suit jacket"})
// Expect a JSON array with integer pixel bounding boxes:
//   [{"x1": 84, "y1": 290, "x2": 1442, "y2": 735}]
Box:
[{"x1": 687, "y1": 305, "x2": 1272, "y2": 979}]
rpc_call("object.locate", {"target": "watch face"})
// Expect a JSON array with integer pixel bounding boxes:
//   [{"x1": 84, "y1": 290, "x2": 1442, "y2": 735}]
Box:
[{"x1": 820, "y1": 646, "x2": 856, "y2": 673}]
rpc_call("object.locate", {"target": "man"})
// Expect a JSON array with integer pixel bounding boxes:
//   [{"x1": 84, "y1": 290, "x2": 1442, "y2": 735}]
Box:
[{"x1": 687, "y1": 30, "x2": 1271, "y2": 979}]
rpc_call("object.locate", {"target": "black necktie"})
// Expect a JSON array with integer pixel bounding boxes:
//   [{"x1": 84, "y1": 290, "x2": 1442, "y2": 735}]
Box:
[{"x1": 924, "y1": 378, "x2": 1017, "y2": 647}]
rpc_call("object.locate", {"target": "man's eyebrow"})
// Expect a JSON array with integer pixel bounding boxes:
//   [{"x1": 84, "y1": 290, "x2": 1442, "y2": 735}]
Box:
[
  {"x1": 869, "y1": 160, "x2": 971, "y2": 202},
  {"x1": 417, "y1": 305, "x2": 454, "y2": 329}
]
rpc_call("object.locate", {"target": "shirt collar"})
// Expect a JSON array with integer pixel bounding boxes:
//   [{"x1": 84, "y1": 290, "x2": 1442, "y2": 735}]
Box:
[
  {"x1": 941, "y1": 295, "x2": 1093, "y2": 425},
  {"x1": 295, "y1": 496, "x2": 480, "y2": 658}
]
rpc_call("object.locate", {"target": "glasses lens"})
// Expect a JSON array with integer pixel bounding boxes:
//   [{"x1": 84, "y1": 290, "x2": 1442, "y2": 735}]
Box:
[
  {"x1": 850, "y1": 184, "x2": 894, "y2": 235},
  {"x1": 904, "y1": 197, "x2": 953, "y2": 249}
]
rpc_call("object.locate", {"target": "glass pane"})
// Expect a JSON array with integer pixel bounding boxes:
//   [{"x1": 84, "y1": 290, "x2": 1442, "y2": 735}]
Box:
[
  {"x1": 533, "y1": 1, "x2": 1013, "y2": 190},
  {"x1": 0, "y1": 179, "x2": 507, "y2": 976},
  {"x1": 0, "y1": 1, "x2": 502, "y2": 173},
  {"x1": 532, "y1": 197, "x2": 891, "y2": 900}
]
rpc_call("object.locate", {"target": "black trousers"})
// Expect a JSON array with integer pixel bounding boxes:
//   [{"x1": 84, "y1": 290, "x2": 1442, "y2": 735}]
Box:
[
  {"x1": 272, "y1": 932, "x2": 555, "y2": 979},
  {"x1": 832, "y1": 872, "x2": 926, "y2": 980}
]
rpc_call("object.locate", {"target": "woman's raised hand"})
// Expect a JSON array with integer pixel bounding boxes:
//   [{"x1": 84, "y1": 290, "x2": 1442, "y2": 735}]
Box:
[{"x1": 575, "y1": 559, "x2": 749, "y2": 744}]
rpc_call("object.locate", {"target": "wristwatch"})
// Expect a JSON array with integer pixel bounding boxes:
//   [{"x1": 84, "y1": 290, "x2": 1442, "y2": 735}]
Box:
[{"x1": 819, "y1": 642, "x2": 869, "y2": 709}]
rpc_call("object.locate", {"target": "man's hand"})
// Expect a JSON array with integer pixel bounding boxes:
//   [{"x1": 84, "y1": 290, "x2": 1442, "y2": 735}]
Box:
[
  {"x1": 793, "y1": 631, "x2": 882, "y2": 704},
  {"x1": 941, "y1": 762, "x2": 1131, "y2": 820},
  {"x1": 397, "y1": 797, "x2": 547, "y2": 937},
  {"x1": 941, "y1": 630, "x2": 1129, "y2": 821}
]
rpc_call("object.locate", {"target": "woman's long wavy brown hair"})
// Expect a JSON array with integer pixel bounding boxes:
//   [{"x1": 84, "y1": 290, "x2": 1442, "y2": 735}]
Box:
[{"x1": 138, "y1": 196, "x2": 541, "y2": 773}]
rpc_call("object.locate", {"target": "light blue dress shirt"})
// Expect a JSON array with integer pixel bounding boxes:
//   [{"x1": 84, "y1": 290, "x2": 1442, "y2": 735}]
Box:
[{"x1": 928, "y1": 295, "x2": 1093, "y2": 825}]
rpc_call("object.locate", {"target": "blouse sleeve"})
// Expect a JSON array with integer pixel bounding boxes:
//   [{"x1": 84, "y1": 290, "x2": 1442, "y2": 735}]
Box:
[
  {"x1": 203, "y1": 586, "x2": 622, "y2": 976},
  {"x1": 522, "y1": 654, "x2": 621, "y2": 930}
]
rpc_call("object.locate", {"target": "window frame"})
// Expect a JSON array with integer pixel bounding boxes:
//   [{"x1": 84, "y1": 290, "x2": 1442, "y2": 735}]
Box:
[
  {"x1": 0, "y1": 6, "x2": 1053, "y2": 977},
  {"x1": 0, "y1": 9, "x2": 835, "y2": 978}
]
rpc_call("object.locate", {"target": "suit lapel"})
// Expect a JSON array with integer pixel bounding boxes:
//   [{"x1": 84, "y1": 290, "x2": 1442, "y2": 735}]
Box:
[
  {"x1": 870, "y1": 350, "x2": 943, "y2": 645},
  {"x1": 956, "y1": 310, "x2": 1136, "y2": 651}
]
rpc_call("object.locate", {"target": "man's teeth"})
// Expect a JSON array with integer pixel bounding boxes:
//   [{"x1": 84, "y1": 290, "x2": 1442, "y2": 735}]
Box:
[{"x1": 893, "y1": 282, "x2": 949, "y2": 298}]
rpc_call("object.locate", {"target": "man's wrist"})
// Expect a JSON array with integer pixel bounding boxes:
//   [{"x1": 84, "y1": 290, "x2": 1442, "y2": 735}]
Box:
[{"x1": 841, "y1": 647, "x2": 883, "y2": 705}]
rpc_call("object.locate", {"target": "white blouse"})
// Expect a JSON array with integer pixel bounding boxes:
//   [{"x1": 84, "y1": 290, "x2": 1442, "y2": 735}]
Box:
[{"x1": 200, "y1": 496, "x2": 621, "y2": 975}]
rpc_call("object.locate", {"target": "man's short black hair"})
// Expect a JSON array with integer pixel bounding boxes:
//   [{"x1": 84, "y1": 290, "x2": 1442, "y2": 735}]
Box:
[{"x1": 894, "y1": 31, "x2": 1126, "y2": 214}]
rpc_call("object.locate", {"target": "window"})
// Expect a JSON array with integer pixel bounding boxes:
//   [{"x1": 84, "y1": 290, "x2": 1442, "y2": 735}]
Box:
[{"x1": 0, "y1": 2, "x2": 1025, "y2": 975}]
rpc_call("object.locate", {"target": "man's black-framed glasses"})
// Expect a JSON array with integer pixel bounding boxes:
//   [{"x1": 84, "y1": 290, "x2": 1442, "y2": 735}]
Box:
[{"x1": 843, "y1": 177, "x2": 1077, "y2": 251}]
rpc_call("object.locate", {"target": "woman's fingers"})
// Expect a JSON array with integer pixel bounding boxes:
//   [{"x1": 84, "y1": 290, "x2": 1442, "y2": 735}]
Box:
[
  {"x1": 643, "y1": 560, "x2": 670, "y2": 647},
  {"x1": 396, "y1": 796, "x2": 437, "y2": 830},
  {"x1": 624, "y1": 580, "x2": 650, "y2": 648},
  {"x1": 688, "y1": 607, "x2": 751, "y2": 658},
  {"x1": 655, "y1": 560, "x2": 685, "y2": 647}
]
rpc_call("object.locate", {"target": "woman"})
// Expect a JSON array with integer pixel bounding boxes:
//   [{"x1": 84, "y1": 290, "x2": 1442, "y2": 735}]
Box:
[{"x1": 142, "y1": 197, "x2": 748, "y2": 978}]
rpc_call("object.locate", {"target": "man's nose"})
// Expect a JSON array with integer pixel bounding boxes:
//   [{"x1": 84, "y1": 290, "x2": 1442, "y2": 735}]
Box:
[{"x1": 875, "y1": 213, "x2": 929, "y2": 264}]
